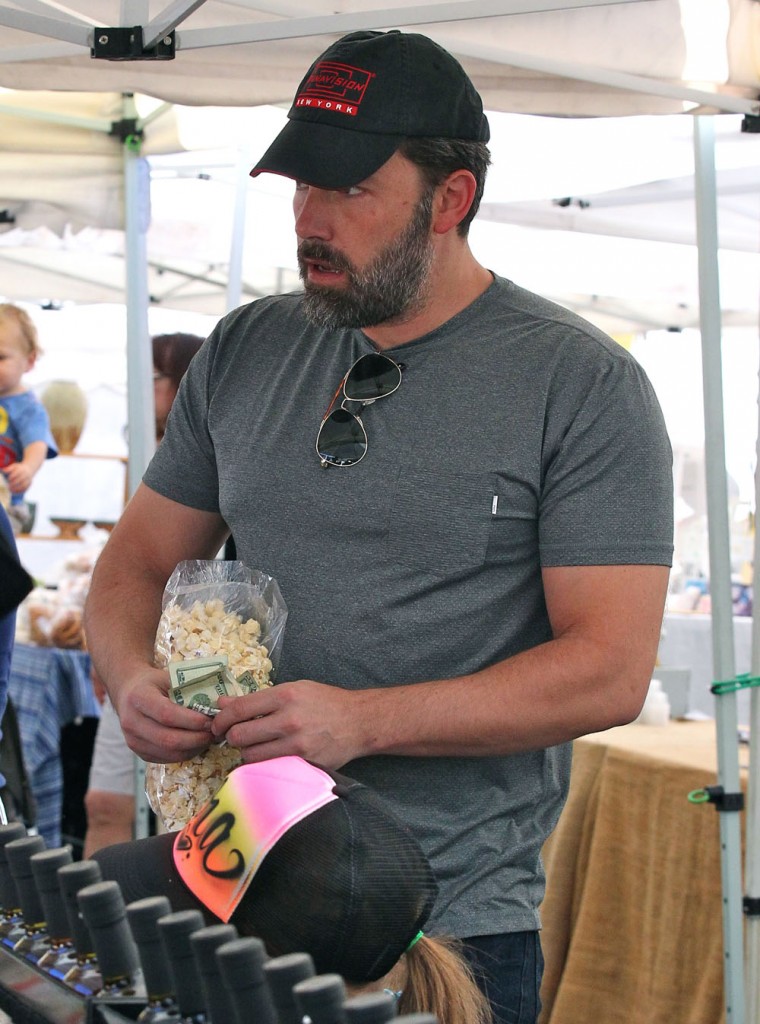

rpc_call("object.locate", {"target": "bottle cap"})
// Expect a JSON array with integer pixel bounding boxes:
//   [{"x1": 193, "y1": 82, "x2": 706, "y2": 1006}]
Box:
[
  {"x1": 215, "y1": 935, "x2": 267, "y2": 986},
  {"x1": 126, "y1": 896, "x2": 173, "y2": 1000},
  {"x1": 264, "y1": 952, "x2": 316, "y2": 1024},
  {"x1": 217, "y1": 936, "x2": 277, "y2": 1024},
  {"x1": 0, "y1": 823, "x2": 27, "y2": 912},
  {"x1": 31, "y1": 847, "x2": 73, "y2": 940},
  {"x1": 344, "y1": 991, "x2": 398, "y2": 1024},
  {"x1": 57, "y1": 860, "x2": 102, "y2": 955},
  {"x1": 191, "y1": 924, "x2": 239, "y2": 1024},
  {"x1": 294, "y1": 974, "x2": 347, "y2": 1023},
  {"x1": 78, "y1": 881, "x2": 140, "y2": 981},
  {"x1": 158, "y1": 909, "x2": 207, "y2": 1017},
  {"x1": 6, "y1": 835, "x2": 47, "y2": 924}
]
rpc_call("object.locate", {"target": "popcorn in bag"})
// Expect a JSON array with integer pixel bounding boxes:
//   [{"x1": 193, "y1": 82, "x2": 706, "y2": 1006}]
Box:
[{"x1": 145, "y1": 559, "x2": 287, "y2": 830}]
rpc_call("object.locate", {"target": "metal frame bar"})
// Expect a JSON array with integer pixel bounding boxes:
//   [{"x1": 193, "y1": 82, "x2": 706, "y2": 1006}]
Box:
[
  {"x1": 0, "y1": 6, "x2": 90, "y2": 44},
  {"x1": 0, "y1": 101, "x2": 114, "y2": 133},
  {"x1": 746, "y1": 348, "x2": 760, "y2": 1021},
  {"x1": 694, "y1": 113, "x2": 747, "y2": 1024}
]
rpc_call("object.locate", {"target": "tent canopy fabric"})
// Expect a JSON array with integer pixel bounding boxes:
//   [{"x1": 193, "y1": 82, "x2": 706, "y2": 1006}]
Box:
[
  {"x1": 2, "y1": 104, "x2": 757, "y2": 335},
  {"x1": 0, "y1": 1, "x2": 757, "y2": 322},
  {"x1": 0, "y1": 1, "x2": 758, "y2": 117}
]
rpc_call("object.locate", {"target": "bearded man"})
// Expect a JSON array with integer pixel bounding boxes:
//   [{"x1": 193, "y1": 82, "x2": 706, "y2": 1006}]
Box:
[{"x1": 85, "y1": 30, "x2": 673, "y2": 1024}]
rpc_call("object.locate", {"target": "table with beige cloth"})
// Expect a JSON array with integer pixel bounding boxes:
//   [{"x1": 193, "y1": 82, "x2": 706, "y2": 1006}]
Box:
[{"x1": 539, "y1": 720, "x2": 747, "y2": 1024}]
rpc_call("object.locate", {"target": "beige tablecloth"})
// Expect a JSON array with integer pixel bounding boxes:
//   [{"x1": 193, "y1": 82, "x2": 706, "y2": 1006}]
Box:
[{"x1": 539, "y1": 720, "x2": 747, "y2": 1024}]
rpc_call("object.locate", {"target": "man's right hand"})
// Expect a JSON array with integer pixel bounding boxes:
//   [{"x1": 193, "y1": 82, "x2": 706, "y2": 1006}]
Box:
[
  {"x1": 112, "y1": 666, "x2": 214, "y2": 763},
  {"x1": 83, "y1": 483, "x2": 232, "y2": 764}
]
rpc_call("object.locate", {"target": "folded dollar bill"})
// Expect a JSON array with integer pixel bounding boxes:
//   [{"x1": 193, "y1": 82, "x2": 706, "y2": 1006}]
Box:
[
  {"x1": 235, "y1": 669, "x2": 262, "y2": 694},
  {"x1": 169, "y1": 655, "x2": 229, "y2": 689},
  {"x1": 169, "y1": 666, "x2": 249, "y2": 715}
]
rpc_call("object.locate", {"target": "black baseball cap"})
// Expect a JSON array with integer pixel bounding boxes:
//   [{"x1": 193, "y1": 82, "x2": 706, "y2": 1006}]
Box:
[
  {"x1": 250, "y1": 29, "x2": 490, "y2": 189},
  {"x1": 92, "y1": 757, "x2": 437, "y2": 983}
]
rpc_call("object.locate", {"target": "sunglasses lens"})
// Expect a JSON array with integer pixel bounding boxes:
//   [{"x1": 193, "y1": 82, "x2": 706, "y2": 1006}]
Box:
[
  {"x1": 317, "y1": 409, "x2": 367, "y2": 466},
  {"x1": 343, "y1": 354, "x2": 401, "y2": 402}
]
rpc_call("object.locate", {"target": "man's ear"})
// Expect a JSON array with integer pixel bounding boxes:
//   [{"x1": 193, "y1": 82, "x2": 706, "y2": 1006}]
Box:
[{"x1": 432, "y1": 170, "x2": 477, "y2": 235}]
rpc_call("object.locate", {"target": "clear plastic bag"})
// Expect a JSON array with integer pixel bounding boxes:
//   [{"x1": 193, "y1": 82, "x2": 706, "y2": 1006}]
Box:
[{"x1": 145, "y1": 559, "x2": 287, "y2": 830}]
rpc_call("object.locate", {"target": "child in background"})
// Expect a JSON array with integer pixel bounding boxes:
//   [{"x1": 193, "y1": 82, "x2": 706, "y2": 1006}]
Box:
[{"x1": 0, "y1": 304, "x2": 57, "y2": 534}]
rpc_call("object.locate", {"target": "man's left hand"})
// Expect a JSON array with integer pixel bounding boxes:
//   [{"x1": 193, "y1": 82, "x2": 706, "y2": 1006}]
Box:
[{"x1": 211, "y1": 680, "x2": 367, "y2": 769}]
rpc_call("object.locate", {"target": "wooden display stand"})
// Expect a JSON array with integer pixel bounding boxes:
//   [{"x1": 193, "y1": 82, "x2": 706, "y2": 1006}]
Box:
[{"x1": 18, "y1": 453, "x2": 127, "y2": 542}]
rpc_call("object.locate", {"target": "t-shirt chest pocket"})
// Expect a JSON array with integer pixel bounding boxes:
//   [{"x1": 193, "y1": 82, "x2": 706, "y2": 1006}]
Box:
[{"x1": 385, "y1": 470, "x2": 493, "y2": 574}]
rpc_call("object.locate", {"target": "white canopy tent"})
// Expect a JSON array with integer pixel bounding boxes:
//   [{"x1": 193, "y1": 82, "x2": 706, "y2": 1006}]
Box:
[
  {"x1": 0, "y1": 0, "x2": 757, "y2": 115},
  {"x1": 1, "y1": 102, "x2": 759, "y2": 323},
  {"x1": 0, "y1": 3, "x2": 758, "y2": 1021}
]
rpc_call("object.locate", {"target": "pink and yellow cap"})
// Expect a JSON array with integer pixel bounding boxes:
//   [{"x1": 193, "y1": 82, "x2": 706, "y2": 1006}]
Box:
[{"x1": 172, "y1": 757, "x2": 338, "y2": 922}]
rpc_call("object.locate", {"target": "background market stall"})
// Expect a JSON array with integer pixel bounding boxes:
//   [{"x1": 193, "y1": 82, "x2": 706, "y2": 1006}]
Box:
[{"x1": 0, "y1": 2, "x2": 758, "y2": 1021}]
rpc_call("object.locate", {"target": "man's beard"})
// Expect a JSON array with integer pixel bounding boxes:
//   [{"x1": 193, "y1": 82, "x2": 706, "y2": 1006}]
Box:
[{"x1": 297, "y1": 188, "x2": 435, "y2": 330}]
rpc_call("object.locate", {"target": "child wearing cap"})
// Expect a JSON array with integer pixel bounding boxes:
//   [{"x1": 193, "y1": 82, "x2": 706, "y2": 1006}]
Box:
[
  {"x1": 0, "y1": 304, "x2": 57, "y2": 534},
  {"x1": 93, "y1": 756, "x2": 491, "y2": 1024}
]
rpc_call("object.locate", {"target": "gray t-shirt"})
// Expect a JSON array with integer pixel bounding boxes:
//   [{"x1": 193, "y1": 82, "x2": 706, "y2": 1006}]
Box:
[{"x1": 146, "y1": 275, "x2": 673, "y2": 936}]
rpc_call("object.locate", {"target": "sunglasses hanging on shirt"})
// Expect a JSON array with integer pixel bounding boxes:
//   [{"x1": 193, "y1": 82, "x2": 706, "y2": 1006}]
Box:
[{"x1": 316, "y1": 353, "x2": 403, "y2": 468}]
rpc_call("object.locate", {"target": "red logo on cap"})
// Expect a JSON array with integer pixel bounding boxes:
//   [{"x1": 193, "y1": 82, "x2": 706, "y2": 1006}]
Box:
[{"x1": 295, "y1": 60, "x2": 374, "y2": 117}]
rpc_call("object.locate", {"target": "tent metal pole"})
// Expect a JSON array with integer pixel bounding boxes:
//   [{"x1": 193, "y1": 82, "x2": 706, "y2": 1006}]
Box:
[
  {"x1": 173, "y1": 0, "x2": 661, "y2": 48},
  {"x1": 694, "y1": 113, "x2": 746, "y2": 1024},
  {"x1": 746, "y1": 400, "x2": 760, "y2": 1022},
  {"x1": 226, "y1": 148, "x2": 249, "y2": 313},
  {"x1": 123, "y1": 152, "x2": 155, "y2": 496},
  {"x1": 122, "y1": 92, "x2": 154, "y2": 842}
]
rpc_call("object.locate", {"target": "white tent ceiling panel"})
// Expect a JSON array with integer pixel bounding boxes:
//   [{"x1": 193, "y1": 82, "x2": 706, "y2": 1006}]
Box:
[
  {"x1": 0, "y1": 90, "x2": 182, "y2": 152},
  {"x1": 479, "y1": 163, "x2": 760, "y2": 251},
  {"x1": 0, "y1": 90, "x2": 185, "y2": 229},
  {"x1": 0, "y1": 1, "x2": 757, "y2": 116},
  {"x1": 0, "y1": 94, "x2": 288, "y2": 231},
  {"x1": 0, "y1": 102, "x2": 757, "y2": 333},
  {"x1": 0, "y1": 153, "x2": 123, "y2": 231},
  {"x1": 0, "y1": 234, "x2": 277, "y2": 311}
]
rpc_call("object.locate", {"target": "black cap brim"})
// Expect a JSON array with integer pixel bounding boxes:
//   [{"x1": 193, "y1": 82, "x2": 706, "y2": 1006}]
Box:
[{"x1": 250, "y1": 118, "x2": 403, "y2": 189}]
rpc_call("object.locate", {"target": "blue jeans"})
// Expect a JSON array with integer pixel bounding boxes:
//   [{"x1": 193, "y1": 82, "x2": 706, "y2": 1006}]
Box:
[{"x1": 461, "y1": 931, "x2": 544, "y2": 1024}]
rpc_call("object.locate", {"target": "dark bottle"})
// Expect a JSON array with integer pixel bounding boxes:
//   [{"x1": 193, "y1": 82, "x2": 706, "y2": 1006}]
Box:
[
  {"x1": 30, "y1": 845, "x2": 74, "y2": 977},
  {"x1": 0, "y1": 822, "x2": 27, "y2": 946},
  {"x1": 126, "y1": 895, "x2": 180, "y2": 1023},
  {"x1": 58, "y1": 858, "x2": 103, "y2": 994},
  {"x1": 263, "y1": 952, "x2": 316, "y2": 1024},
  {"x1": 293, "y1": 974, "x2": 348, "y2": 1024},
  {"x1": 158, "y1": 908, "x2": 208, "y2": 1024},
  {"x1": 77, "y1": 879, "x2": 145, "y2": 1001},
  {"x1": 190, "y1": 923, "x2": 238, "y2": 1024},
  {"x1": 5, "y1": 833, "x2": 49, "y2": 963},
  {"x1": 343, "y1": 991, "x2": 399, "y2": 1024},
  {"x1": 216, "y1": 935, "x2": 277, "y2": 1024}
]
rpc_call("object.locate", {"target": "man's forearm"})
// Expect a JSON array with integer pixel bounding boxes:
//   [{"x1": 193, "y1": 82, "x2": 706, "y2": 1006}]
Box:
[
  {"x1": 353, "y1": 566, "x2": 667, "y2": 759},
  {"x1": 84, "y1": 484, "x2": 229, "y2": 710},
  {"x1": 352, "y1": 629, "x2": 649, "y2": 760},
  {"x1": 84, "y1": 557, "x2": 166, "y2": 704}
]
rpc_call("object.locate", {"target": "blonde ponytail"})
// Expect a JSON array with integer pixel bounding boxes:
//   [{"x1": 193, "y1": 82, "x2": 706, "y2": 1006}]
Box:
[{"x1": 386, "y1": 935, "x2": 492, "y2": 1024}]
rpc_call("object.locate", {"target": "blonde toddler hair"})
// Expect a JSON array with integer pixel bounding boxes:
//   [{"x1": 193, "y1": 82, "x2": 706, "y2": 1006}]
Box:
[{"x1": 0, "y1": 304, "x2": 42, "y2": 358}]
